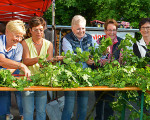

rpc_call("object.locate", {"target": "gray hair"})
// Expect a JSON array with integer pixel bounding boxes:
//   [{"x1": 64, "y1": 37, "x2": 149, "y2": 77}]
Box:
[{"x1": 71, "y1": 15, "x2": 86, "y2": 27}]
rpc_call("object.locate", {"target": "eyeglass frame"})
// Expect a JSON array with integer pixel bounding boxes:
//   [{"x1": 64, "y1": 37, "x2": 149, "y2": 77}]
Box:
[
  {"x1": 106, "y1": 29, "x2": 117, "y2": 32},
  {"x1": 12, "y1": 32, "x2": 24, "y2": 40},
  {"x1": 32, "y1": 29, "x2": 44, "y2": 32},
  {"x1": 140, "y1": 27, "x2": 150, "y2": 31}
]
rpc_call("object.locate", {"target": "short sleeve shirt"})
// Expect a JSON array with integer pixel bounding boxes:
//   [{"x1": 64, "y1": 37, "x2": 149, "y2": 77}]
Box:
[{"x1": 0, "y1": 35, "x2": 23, "y2": 66}]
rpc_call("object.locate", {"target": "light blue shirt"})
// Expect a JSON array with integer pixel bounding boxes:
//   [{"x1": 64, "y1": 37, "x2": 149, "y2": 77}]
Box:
[
  {"x1": 0, "y1": 35, "x2": 23, "y2": 69},
  {"x1": 62, "y1": 33, "x2": 99, "y2": 69},
  {"x1": 0, "y1": 35, "x2": 23, "y2": 62}
]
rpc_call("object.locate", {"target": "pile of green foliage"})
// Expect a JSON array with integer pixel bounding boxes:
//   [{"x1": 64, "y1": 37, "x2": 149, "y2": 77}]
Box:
[{"x1": 1, "y1": 33, "x2": 150, "y2": 119}]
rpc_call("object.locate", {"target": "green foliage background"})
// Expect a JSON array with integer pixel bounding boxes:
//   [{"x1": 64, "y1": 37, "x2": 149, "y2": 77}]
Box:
[{"x1": 44, "y1": 0, "x2": 150, "y2": 28}]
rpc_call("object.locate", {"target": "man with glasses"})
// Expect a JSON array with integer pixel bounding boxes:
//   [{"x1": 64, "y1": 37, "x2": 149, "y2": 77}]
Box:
[
  {"x1": 95, "y1": 19, "x2": 123, "y2": 120},
  {"x1": 0, "y1": 20, "x2": 31, "y2": 120}
]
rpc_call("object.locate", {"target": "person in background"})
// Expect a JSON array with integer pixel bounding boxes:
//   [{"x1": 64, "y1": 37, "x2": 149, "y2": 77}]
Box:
[
  {"x1": 43, "y1": 17, "x2": 52, "y2": 43},
  {"x1": 43, "y1": 17, "x2": 54, "y2": 102},
  {"x1": 95, "y1": 19, "x2": 123, "y2": 120},
  {"x1": 61, "y1": 15, "x2": 98, "y2": 120},
  {"x1": 133, "y1": 18, "x2": 150, "y2": 58},
  {"x1": 0, "y1": 20, "x2": 31, "y2": 120},
  {"x1": 0, "y1": 23, "x2": 6, "y2": 35}
]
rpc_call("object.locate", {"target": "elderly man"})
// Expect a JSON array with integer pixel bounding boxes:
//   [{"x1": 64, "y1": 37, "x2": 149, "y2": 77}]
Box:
[
  {"x1": 0, "y1": 20, "x2": 31, "y2": 120},
  {"x1": 61, "y1": 15, "x2": 98, "y2": 120}
]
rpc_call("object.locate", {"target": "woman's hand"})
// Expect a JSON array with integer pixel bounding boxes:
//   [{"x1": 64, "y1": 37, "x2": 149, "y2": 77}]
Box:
[
  {"x1": 51, "y1": 56, "x2": 64, "y2": 62},
  {"x1": 19, "y1": 63, "x2": 31, "y2": 77},
  {"x1": 99, "y1": 58, "x2": 111, "y2": 66},
  {"x1": 106, "y1": 46, "x2": 111, "y2": 54},
  {"x1": 103, "y1": 46, "x2": 110, "y2": 55},
  {"x1": 55, "y1": 56, "x2": 64, "y2": 61},
  {"x1": 146, "y1": 64, "x2": 150, "y2": 67},
  {"x1": 86, "y1": 58, "x2": 95, "y2": 65}
]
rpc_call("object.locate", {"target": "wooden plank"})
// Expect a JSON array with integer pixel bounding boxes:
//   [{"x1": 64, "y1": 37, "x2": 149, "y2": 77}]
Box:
[{"x1": 0, "y1": 86, "x2": 141, "y2": 91}]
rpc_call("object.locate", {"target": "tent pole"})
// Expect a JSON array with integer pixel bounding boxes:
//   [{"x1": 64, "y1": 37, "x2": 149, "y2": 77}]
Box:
[{"x1": 52, "y1": 0, "x2": 56, "y2": 56}]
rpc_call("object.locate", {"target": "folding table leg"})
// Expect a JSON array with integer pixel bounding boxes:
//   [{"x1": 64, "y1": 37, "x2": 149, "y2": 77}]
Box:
[
  {"x1": 140, "y1": 92, "x2": 144, "y2": 120},
  {"x1": 121, "y1": 92, "x2": 126, "y2": 120}
]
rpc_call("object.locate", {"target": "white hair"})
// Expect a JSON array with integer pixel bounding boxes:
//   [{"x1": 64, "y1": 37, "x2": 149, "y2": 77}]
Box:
[{"x1": 71, "y1": 15, "x2": 86, "y2": 27}]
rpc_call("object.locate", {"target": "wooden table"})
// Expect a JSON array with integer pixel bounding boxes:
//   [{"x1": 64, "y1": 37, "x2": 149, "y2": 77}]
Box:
[
  {"x1": 0, "y1": 86, "x2": 144, "y2": 120},
  {"x1": 0, "y1": 86, "x2": 142, "y2": 91}
]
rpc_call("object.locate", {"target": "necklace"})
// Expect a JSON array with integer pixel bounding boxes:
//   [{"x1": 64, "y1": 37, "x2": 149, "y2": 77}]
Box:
[{"x1": 32, "y1": 40, "x2": 42, "y2": 45}]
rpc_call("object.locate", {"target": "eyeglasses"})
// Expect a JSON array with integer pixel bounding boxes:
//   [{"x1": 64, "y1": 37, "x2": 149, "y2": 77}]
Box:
[
  {"x1": 32, "y1": 29, "x2": 44, "y2": 32},
  {"x1": 141, "y1": 27, "x2": 150, "y2": 31},
  {"x1": 12, "y1": 33, "x2": 24, "y2": 40},
  {"x1": 106, "y1": 29, "x2": 117, "y2": 32}
]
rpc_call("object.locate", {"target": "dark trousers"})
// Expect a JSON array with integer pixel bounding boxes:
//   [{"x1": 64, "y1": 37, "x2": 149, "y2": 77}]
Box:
[
  {"x1": 95, "y1": 91, "x2": 115, "y2": 120},
  {"x1": 0, "y1": 115, "x2": 6, "y2": 120}
]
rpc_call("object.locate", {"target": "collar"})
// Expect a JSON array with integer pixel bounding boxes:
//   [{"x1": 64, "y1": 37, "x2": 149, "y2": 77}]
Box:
[
  {"x1": 113, "y1": 36, "x2": 118, "y2": 45},
  {"x1": 72, "y1": 32, "x2": 87, "y2": 41},
  {"x1": 4, "y1": 45, "x2": 17, "y2": 52},
  {"x1": 139, "y1": 37, "x2": 146, "y2": 46},
  {"x1": 4, "y1": 38, "x2": 17, "y2": 52},
  {"x1": 12, "y1": 45, "x2": 17, "y2": 49},
  {"x1": 106, "y1": 36, "x2": 118, "y2": 45}
]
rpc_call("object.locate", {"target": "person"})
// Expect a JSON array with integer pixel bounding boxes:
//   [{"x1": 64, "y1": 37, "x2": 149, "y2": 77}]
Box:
[
  {"x1": 21, "y1": 16, "x2": 64, "y2": 120},
  {"x1": 6, "y1": 90, "x2": 24, "y2": 120},
  {"x1": 43, "y1": 17, "x2": 54, "y2": 102},
  {"x1": 133, "y1": 18, "x2": 150, "y2": 58},
  {"x1": 61, "y1": 15, "x2": 98, "y2": 120},
  {"x1": 0, "y1": 22, "x2": 24, "y2": 120},
  {"x1": 0, "y1": 22, "x2": 6, "y2": 35},
  {"x1": 95, "y1": 19, "x2": 123, "y2": 120},
  {"x1": 21, "y1": 16, "x2": 52, "y2": 120},
  {"x1": 133, "y1": 18, "x2": 150, "y2": 115},
  {"x1": 43, "y1": 17, "x2": 52, "y2": 43},
  {"x1": 0, "y1": 20, "x2": 31, "y2": 120}
]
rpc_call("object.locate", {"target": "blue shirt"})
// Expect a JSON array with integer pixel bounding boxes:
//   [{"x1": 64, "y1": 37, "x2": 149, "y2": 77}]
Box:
[
  {"x1": 0, "y1": 35, "x2": 23, "y2": 63},
  {"x1": 62, "y1": 33, "x2": 98, "y2": 69},
  {"x1": 0, "y1": 35, "x2": 23, "y2": 115}
]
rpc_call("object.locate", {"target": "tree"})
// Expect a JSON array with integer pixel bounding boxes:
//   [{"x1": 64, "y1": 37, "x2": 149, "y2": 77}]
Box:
[
  {"x1": 44, "y1": 0, "x2": 150, "y2": 28},
  {"x1": 43, "y1": 0, "x2": 98, "y2": 26}
]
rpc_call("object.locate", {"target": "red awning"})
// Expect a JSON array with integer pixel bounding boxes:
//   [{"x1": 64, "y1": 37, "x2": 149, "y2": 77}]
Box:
[{"x1": 0, "y1": 0, "x2": 52, "y2": 22}]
